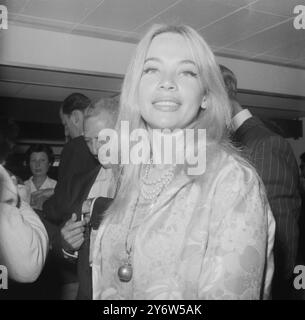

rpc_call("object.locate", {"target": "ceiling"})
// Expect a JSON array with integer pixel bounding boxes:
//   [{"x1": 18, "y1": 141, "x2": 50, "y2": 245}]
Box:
[
  {"x1": 0, "y1": 0, "x2": 305, "y2": 107},
  {"x1": 4, "y1": 0, "x2": 305, "y2": 66}
]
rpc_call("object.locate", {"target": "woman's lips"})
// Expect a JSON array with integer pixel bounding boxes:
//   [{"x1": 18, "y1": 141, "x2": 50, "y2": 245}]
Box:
[{"x1": 152, "y1": 100, "x2": 180, "y2": 111}]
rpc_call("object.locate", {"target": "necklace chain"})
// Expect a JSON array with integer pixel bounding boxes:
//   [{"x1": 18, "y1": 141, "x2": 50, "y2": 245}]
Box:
[{"x1": 118, "y1": 161, "x2": 176, "y2": 282}]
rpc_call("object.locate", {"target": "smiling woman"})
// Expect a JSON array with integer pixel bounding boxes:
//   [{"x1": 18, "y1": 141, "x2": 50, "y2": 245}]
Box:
[
  {"x1": 138, "y1": 32, "x2": 204, "y2": 130},
  {"x1": 92, "y1": 24, "x2": 275, "y2": 300}
]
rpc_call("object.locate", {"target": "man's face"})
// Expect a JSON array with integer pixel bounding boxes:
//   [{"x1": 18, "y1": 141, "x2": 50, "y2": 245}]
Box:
[
  {"x1": 84, "y1": 115, "x2": 110, "y2": 159},
  {"x1": 59, "y1": 109, "x2": 81, "y2": 140}
]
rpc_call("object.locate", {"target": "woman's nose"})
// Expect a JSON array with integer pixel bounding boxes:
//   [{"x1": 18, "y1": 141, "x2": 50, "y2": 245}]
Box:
[{"x1": 159, "y1": 73, "x2": 177, "y2": 91}]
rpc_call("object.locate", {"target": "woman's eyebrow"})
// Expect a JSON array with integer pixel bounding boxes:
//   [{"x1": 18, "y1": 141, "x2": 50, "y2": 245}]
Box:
[
  {"x1": 144, "y1": 57, "x2": 196, "y2": 66},
  {"x1": 144, "y1": 57, "x2": 160, "y2": 64},
  {"x1": 180, "y1": 59, "x2": 196, "y2": 66}
]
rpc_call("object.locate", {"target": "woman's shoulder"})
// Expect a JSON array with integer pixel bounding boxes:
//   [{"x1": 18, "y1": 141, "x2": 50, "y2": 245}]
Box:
[{"x1": 197, "y1": 144, "x2": 259, "y2": 189}]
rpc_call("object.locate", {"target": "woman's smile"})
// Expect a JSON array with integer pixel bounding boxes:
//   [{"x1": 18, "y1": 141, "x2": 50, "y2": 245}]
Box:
[{"x1": 152, "y1": 99, "x2": 181, "y2": 112}]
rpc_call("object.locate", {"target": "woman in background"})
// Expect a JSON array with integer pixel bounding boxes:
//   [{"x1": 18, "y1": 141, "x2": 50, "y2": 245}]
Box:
[
  {"x1": 25, "y1": 144, "x2": 57, "y2": 210},
  {"x1": 92, "y1": 24, "x2": 275, "y2": 300}
]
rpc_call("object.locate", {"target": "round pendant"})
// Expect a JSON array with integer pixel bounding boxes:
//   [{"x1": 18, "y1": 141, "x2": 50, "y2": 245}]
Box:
[{"x1": 118, "y1": 263, "x2": 133, "y2": 282}]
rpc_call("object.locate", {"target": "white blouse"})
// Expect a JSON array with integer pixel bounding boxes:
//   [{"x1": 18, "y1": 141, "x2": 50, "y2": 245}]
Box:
[{"x1": 24, "y1": 176, "x2": 57, "y2": 193}]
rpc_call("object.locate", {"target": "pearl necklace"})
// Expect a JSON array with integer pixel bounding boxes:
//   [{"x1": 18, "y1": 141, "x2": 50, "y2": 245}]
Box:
[
  {"x1": 140, "y1": 160, "x2": 175, "y2": 202},
  {"x1": 117, "y1": 161, "x2": 176, "y2": 283}
]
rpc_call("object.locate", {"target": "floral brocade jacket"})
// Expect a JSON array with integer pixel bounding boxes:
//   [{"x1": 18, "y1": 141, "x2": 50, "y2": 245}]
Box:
[{"x1": 92, "y1": 150, "x2": 275, "y2": 300}]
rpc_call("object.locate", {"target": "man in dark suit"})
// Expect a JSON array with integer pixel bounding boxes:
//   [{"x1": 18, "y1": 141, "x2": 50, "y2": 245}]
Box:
[
  {"x1": 41, "y1": 93, "x2": 99, "y2": 299},
  {"x1": 220, "y1": 65, "x2": 301, "y2": 299},
  {"x1": 43, "y1": 93, "x2": 99, "y2": 224},
  {"x1": 59, "y1": 98, "x2": 119, "y2": 299}
]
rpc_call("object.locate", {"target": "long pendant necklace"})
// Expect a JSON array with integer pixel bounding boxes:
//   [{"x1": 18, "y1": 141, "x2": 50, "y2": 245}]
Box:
[
  {"x1": 117, "y1": 161, "x2": 176, "y2": 283},
  {"x1": 117, "y1": 196, "x2": 139, "y2": 283}
]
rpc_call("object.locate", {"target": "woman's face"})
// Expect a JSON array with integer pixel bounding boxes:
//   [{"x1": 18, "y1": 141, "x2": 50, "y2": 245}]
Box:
[
  {"x1": 138, "y1": 32, "x2": 204, "y2": 130},
  {"x1": 29, "y1": 152, "x2": 50, "y2": 178}
]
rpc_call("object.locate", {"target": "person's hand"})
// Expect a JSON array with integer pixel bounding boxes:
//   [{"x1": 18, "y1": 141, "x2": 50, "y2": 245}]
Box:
[
  {"x1": 0, "y1": 165, "x2": 18, "y2": 206},
  {"x1": 60, "y1": 213, "x2": 88, "y2": 253}
]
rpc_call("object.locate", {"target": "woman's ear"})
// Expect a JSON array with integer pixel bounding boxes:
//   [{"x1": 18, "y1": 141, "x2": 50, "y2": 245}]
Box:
[{"x1": 200, "y1": 96, "x2": 207, "y2": 110}]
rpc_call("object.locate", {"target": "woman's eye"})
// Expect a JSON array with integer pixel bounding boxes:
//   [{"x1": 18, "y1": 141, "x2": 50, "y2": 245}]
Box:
[
  {"x1": 181, "y1": 70, "x2": 198, "y2": 77},
  {"x1": 143, "y1": 67, "x2": 158, "y2": 75}
]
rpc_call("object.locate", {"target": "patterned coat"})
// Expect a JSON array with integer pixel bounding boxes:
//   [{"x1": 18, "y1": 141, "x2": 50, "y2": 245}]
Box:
[{"x1": 92, "y1": 149, "x2": 275, "y2": 300}]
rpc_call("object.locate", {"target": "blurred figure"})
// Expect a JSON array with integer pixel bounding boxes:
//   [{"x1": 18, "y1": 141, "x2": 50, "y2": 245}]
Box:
[
  {"x1": 24, "y1": 144, "x2": 57, "y2": 210},
  {"x1": 0, "y1": 117, "x2": 48, "y2": 289},
  {"x1": 0, "y1": 165, "x2": 49, "y2": 283},
  {"x1": 220, "y1": 64, "x2": 301, "y2": 299}
]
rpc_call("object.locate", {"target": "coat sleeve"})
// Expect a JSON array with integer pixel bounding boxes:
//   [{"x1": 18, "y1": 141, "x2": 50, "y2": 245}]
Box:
[
  {"x1": 198, "y1": 163, "x2": 275, "y2": 299},
  {"x1": 0, "y1": 202, "x2": 49, "y2": 283}
]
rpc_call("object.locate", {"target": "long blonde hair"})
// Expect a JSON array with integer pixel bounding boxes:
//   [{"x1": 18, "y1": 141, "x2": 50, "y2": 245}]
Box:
[{"x1": 108, "y1": 24, "x2": 241, "y2": 218}]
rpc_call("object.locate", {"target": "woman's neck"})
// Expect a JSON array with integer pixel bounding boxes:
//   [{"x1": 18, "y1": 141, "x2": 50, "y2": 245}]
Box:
[
  {"x1": 147, "y1": 127, "x2": 186, "y2": 167},
  {"x1": 32, "y1": 175, "x2": 47, "y2": 189}
]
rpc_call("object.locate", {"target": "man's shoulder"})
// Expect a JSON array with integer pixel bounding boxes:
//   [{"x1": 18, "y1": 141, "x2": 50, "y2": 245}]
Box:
[
  {"x1": 60, "y1": 136, "x2": 91, "y2": 164},
  {"x1": 239, "y1": 116, "x2": 285, "y2": 145},
  {"x1": 242, "y1": 116, "x2": 272, "y2": 134},
  {"x1": 62, "y1": 136, "x2": 86, "y2": 152}
]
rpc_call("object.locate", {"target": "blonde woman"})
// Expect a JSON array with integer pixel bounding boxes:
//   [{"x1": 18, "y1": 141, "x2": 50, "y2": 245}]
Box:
[{"x1": 92, "y1": 24, "x2": 275, "y2": 300}]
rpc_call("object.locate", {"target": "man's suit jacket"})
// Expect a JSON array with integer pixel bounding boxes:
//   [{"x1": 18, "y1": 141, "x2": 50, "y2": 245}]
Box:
[
  {"x1": 43, "y1": 136, "x2": 99, "y2": 225},
  {"x1": 40, "y1": 136, "x2": 100, "y2": 288},
  {"x1": 233, "y1": 116, "x2": 301, "y2": 299}
]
